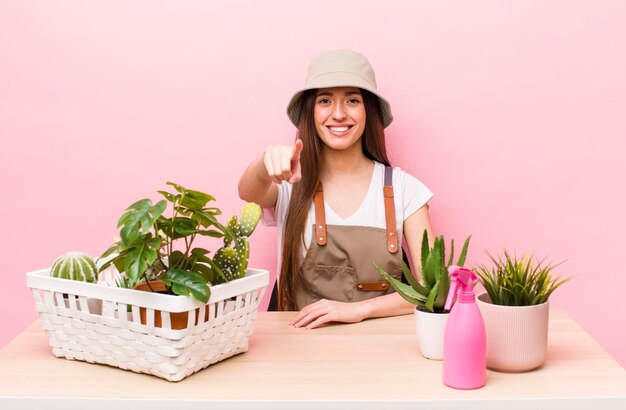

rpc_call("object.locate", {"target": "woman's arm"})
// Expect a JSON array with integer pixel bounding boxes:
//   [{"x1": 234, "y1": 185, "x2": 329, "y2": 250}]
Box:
[
  {"x1": 401, "y1": 204, "x2": 435, "y2": 283},
  {"x1": 238, "y1": 154, "x2": 279, "y2": 208},
  {"x1": 238, "y1": 140, "x2": 303, "y2": 208},
  {"x1": 290, "y1": 204, "x2": 434, "y2": 329}
]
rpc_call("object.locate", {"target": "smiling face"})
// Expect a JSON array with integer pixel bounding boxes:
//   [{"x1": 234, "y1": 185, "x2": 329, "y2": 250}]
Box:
[{"x1": 314, "y1": 87, "x2": 366, "y2": 152}]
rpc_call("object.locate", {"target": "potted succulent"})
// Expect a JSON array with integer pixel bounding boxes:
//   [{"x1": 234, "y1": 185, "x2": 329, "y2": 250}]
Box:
[
  {"x1": 375, "y1": 231, "x2": 471, "y2": 360},
  {"x1": 99, "y1": 182, "x2": 262, "y2": 329},
  {"x1": 474, "y1": 250, "x2": 571, "y2": 372}
]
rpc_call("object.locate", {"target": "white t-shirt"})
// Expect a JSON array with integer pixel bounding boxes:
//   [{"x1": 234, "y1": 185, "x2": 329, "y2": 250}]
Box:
[{"x1": 261, "y1": 161, "x2": 434, "y2": 277}]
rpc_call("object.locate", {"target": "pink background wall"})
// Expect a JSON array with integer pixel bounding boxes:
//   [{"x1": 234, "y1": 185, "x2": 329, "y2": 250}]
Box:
[{"x1": 1, "y1": 1, "x2": 625, "y2": 368}]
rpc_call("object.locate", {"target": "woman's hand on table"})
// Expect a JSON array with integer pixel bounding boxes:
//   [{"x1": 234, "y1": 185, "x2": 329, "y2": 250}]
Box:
[{"x1": 289, "y1": 299, "x2": 370, "y2": 329}]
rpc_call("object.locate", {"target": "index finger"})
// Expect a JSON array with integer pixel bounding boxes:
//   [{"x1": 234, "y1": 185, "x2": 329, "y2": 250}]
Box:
[{"x1": 292, "y1": 139, "x2": 304, "y2": 160}]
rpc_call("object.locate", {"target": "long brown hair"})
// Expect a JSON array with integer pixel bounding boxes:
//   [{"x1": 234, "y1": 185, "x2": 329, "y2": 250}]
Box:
[{"x1": 277, "y1": 88, "x2": 391, "y2": 310}]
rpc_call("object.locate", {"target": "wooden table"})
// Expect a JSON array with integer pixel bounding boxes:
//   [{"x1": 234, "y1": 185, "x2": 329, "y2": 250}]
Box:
[{"x1": 1, "y1": 310, "x2": 625, "y2": 409}]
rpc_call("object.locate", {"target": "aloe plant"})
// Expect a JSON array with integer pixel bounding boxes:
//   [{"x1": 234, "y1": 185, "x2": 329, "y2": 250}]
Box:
[
  {"x1": 474, "y1": 251, "x2": 570, "y2": 306},
  {"x1": 374, "y1": 230, "x2": 471, "y2": 313}
]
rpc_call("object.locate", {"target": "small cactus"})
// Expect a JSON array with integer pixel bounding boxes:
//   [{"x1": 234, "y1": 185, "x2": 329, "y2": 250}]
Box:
[
  {"x1": 213, "y1": 203, "x2": 261, "y2": 281},
  {"x1": 224, "y1": 216, "x2": 239, "y2": 247},
  {"x1": 235, "y1": 236, "x2": 250, "y2": 277},
  {"x1": 214, "y1": 247, "x2": 238, "y2": 283},
  {"x1": 240, "y1": 203, "x2": 262, "y2": 237},
  {"x1": 51, "y1": 252, "x2": 98, "y2": 283}
]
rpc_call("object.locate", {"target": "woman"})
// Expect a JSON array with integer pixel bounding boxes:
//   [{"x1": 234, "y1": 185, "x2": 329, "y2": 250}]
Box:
[{"x1": 238, "y1": 49, "x2": 434, "y2": 329}]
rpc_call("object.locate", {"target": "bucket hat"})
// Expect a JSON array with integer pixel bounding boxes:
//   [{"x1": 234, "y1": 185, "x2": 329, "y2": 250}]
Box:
[{"x1": 286, "y1": 49, "x2": 393, "y2": 128}]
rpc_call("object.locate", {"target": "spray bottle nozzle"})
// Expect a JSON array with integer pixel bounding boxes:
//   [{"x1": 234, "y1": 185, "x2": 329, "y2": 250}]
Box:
[{"x1": 444, "y1": 266, "x2": 478, "y2": 311}]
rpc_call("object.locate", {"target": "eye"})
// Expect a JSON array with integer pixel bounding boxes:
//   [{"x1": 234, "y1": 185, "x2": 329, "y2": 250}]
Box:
[
  {"x1": 347, "y1": 97, "x2": 361, "y2": 104},
  {"x1": 317, "y1": 98, "x2": 331, "y2": 104}
]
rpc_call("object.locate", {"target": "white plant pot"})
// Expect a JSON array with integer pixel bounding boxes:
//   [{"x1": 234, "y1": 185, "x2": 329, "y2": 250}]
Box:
[
  {"x1": 476, "y1": 292, "x2": 549, "y2": 372},
  {"x1": 414, "y1": 307, "x2": 449, "y2": 360}
]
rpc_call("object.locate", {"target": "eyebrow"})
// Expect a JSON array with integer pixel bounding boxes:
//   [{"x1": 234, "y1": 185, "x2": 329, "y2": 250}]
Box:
[{"x1": 316, "y1": 90, "x2": 361, "y2": 97}]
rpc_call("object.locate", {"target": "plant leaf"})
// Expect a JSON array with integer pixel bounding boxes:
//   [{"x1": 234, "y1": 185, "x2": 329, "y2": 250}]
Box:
[
  {"x1": 98, "y1": 249, "x2": 130, "y2": 273},
  {"x1": 163, "y1": 268, "x2": 210, "y2": 303},
  {"x1": 425, "y1": 281, "x2": 440, "y2": 312},
  {"x1": 423, "y1": 252, "x2": 438, "y2": 290},
  {"x1": 204, "y1": 257, "x2": 228, "y2": 283},
  {"x1": 456, "y1": 235, "x2": 471, "y2": 267},
  {"x1": 166, "y1": 181, "x2": 186, "y2": 193},
  {"x1": 157, "y1": 190, "x2": 176, "y2": 203},
  {"x1": 180, "y1": 189, "x2": 215, "y2": 211},
  {"x1": 100, "y1": 242, "x2": 121, "y2": 260},
  {"x1": 192, "y1": 210, "x2": 219, "y2": 228},
  {"x1": 375, "y1": 264, "x2": 427, "y2": 305},
  {"x1": 401, "y1": 260, "x2": 429, "y2": 296},
  {"x1": 447, "y1": 239, "x2": 455, "y2": 267},
  {"x1": 437, "y1": 236, "x2": 446, "y2": 274},
  {"x1": 420, "y1": 229, "x2": 429, "y2": 277},
  {"x1": 202, "y1": 207, "x2": 222, "y2": 215},
  {"x1": 193, "y1": 263, "x2": 215, "y2": 283},
  {"x1": 123, "y1": 235, "x2": 160, "y2": 283},
  {"x1": 195, "y1": 230, "x2": 225, "y2": 238},
  {"x1": 117, "y1": 199, "x2": 151, "y2": 227},
  {"x1": 117, "y1": 199, "x2": 167, "y2": 243},
  {"x1": 434, "y1": 265, "x2": 450, "y2": 310},
  {"x1": 168, "y1": 250, "x2": 188, "y2": 270}
]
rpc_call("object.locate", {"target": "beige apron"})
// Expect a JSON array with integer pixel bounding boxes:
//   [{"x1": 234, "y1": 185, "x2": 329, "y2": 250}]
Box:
[{"x1": 294, "y1": 166, "x2": 403, "y2": 310}]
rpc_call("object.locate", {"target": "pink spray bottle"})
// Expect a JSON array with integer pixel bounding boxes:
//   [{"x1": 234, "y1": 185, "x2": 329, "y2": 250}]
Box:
[{"x1": 443, "y1": 266, "x2": 486, "y2": 389}]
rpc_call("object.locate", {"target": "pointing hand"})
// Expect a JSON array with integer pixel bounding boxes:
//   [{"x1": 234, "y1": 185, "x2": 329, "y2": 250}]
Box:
[{"x1": 263, "y1": 139, "x2": 303, "y2": 184}]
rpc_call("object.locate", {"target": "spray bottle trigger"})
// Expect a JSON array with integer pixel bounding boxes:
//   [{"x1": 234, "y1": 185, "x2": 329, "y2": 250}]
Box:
[{"x1": 445, "y1": 265, "x2": 461, "y2": 311}]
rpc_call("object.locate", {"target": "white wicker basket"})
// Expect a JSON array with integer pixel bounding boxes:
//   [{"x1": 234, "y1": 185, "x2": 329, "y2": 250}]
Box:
[{"x1": 26, "y1": 267, "x2": 269, "y2": 382}]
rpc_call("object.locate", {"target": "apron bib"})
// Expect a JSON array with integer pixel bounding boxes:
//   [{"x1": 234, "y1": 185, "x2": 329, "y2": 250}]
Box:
[{"x1": 294, "y1": 166, "x2": 403, "y2": 310}]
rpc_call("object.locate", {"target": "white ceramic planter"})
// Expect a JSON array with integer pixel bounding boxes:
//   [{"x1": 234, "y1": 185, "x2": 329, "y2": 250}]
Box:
[
  {"x1": 414, "y1": 307, "x2": 449, "y2": 360},
  {"x1": 476, "y1": 292, "x2": 549, "y2": 372}
]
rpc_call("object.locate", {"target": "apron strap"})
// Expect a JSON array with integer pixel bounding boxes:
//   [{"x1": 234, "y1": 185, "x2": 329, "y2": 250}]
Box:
[
  {"x1": 384, "y1": 166, "x2": 399, "y2": 254},
  {"x1": 313, "y1": 166, "x2": 398, "y2": 253},
  {"x1": 314, "y1": 182, "x2": 327, "y2": 246}
]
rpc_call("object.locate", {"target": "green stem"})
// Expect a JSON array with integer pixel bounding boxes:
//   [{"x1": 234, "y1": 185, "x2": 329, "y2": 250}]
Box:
[
  {"x1": 174, "y1": 236, "x2": 190, "y2": 269},
  {"x1": 185, "y1": 234, "x2": 196, "y2": 261},
  {"x1": 169, "y1": 197, "x2": 179, "y2": 258},
  {"x1": 142, "y1": 273, "x2": 156, "y2": 293}
]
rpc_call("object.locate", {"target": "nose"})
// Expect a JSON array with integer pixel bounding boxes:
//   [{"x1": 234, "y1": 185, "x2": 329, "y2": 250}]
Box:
[{"x1": 331, "y1": 102, "x2": 347, "y2": 120}]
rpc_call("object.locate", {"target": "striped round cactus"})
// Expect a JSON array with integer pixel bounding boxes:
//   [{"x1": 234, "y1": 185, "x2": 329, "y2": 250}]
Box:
[{"x1": 50, "y1": 252, "x2": 98, "y2": 283}]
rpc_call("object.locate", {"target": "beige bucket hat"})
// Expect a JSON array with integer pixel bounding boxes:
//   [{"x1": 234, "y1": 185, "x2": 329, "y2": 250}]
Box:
[{"x1": 286, "y1": 49, "x2": 393, "y2": 128}]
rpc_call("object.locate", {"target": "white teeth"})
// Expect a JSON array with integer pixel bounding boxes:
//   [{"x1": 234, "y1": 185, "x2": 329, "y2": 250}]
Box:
[{"x1": 329, "y1": 126, "x2": 349, "y2": 132}]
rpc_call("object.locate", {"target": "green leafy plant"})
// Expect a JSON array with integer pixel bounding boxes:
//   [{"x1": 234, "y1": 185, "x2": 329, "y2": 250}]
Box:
[
  {"x1": 474, "y1": 250, "x2": 570, "y2": 306},
  {"x1": 375, "y1": 230, "x2": 471, "y2": 313},
  {"x1": 99, "y1": 182, "x2": 261, "y2": 303}
]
